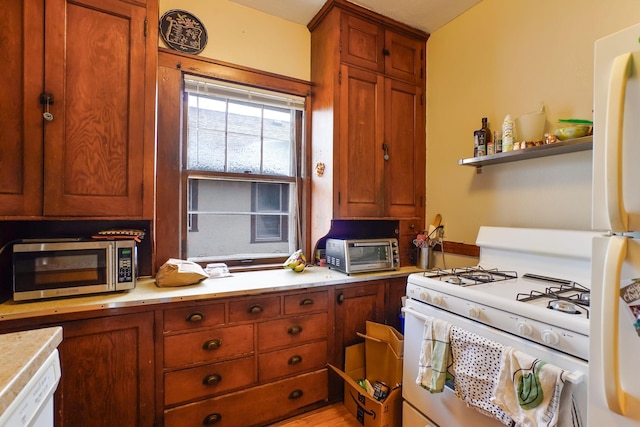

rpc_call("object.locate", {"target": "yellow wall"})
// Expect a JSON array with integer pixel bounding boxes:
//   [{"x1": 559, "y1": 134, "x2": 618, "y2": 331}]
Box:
[
  {"x1": 159, "y1": 0, "x2": 310, "y2": 80},
  {"x1": 426, "y1": 0, "x2": 640, "y2": 248}
]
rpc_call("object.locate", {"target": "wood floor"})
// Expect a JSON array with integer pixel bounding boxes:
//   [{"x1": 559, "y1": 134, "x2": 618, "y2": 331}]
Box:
[{"x1": 268, "y1": 403, "x2": 361, "y2": 427}]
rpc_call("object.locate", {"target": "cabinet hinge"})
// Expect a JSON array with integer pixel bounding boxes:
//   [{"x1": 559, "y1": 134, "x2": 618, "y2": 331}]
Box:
[
  {"x1": 339, "y1": 69, "x2": 342, "y2": 85},
  {"x1": 144, "y1": 18, "x2": 148, "y2": 37},
  {"x1": 420, "y1": 67, "x2": 424, "y2": 79},
  {"x1": 421, "y1": 94, "x2": 424, "y2": 105},
  {"x1": 338, "y1": 192, "x2": 341, "y2": 205}
]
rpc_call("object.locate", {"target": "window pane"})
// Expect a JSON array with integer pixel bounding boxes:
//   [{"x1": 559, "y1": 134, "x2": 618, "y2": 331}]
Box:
[
  {"x1": 263, "y1": 139, "x2": 291, "y2": 176},
  {"x1": 227, "y1": 134, "x2": 261, "y2": 173},
  {"x1": 228, "y1": 101, "x2": 261, "y2": 136},
  {"x1": 187, "y1": 179, "x2": 292, "y2": 259},
  {"x1": 187, "y1": 129, "x2": 226, "y2": 171}
]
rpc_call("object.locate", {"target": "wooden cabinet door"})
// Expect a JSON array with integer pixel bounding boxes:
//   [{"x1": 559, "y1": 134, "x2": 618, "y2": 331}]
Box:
[
  {"x1": 334, "y1": 281, "x2": 384, "y2": 365},
  {"x1": 55, "y1": 311, "x2": 155, "y2": 426},
  {"x1": 0, "y1": 0, "x2": 44, "y2": 216},
  {"x1": 337, "y1": 65, "x2": 385, "y2": 218},
  {"x1": 42, "y1": 0, "x2": 147, "y2": 216},
  {"x1": 384, "y1": 30, "x2": 424, "y2": 85},
  {"x1": 340, "y1": 13, "x2": 385, "y2": 73},
  {"x1": 385, "y1": 77, "x2": 425, "y2": 218},
  {"x1": 385, "y1": 276, "x2": 408, "y2": 332}
]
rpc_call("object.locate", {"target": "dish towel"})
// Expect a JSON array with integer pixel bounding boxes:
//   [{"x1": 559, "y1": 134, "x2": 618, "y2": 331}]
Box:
[
  {"x1": 492, "y1": 347, "x2": 567, "y2": 427},
  {"x1": 450, "y1": 326, "x2": 514, "y2": 426},
  {"x1": 416, "y1": 316, "x2": 452, "y2": 393}
]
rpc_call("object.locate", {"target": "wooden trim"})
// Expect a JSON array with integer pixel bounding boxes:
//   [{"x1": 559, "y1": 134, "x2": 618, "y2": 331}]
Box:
[
  {"x1": 307, "y1": 0, "x2": 429, "y2": 41},
  {"x1": 433, "y1": 240, "x2": 480, "y2": 258},
  {"x1": 158, "y1": 49, "x2": 311, "y2": 97}
]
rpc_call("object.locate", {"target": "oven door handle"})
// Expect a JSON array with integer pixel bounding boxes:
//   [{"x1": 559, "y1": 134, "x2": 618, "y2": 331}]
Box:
[
  {"x1": 402, "y1": 306, "x2": 431, "y2": 323},
  {"x1": 601, "y1": 235, "x2": 628, "y2": 415}
]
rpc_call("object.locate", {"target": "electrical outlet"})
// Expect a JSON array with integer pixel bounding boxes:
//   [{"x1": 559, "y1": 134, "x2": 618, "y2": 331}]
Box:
[{"x1": 440, "y1": 223, "x2": 447, "y2": 238}]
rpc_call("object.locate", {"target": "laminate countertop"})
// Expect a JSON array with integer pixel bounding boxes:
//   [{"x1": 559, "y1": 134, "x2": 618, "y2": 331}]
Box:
[
  {"x1": 0, "y1": 326, "x2": 63, "y2": 416},
  {"x1": 0, "y1": 266, "x2": 422, "y2": 322}
]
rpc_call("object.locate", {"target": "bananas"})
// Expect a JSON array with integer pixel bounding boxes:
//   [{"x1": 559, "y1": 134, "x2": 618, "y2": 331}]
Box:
[{"x1": 283, "y1": 250, "x2": 307, "y2": 273}]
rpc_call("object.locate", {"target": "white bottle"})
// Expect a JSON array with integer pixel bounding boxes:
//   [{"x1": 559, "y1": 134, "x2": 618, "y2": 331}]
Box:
[{"x1": 502, "y1": 115, "x2": 514, "y2": 152}]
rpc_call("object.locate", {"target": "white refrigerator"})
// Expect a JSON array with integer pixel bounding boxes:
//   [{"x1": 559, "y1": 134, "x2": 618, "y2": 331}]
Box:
[{"x1": 590, "y1": 22, "x2": 640, "y2": 426}]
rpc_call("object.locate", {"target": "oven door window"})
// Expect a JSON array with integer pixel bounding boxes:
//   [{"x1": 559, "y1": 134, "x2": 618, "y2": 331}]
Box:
[
  {"x1": 14, "y1": 250, "x2": 108, "y2": 291},
  {"x1": 348, "y1": 244, "x2": 389, "y2": 266}
]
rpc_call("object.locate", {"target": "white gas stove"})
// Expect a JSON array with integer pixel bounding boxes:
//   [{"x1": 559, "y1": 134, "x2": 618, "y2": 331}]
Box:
[{"x1": 403, "y1": 226, "x2": 601, "y2": 427}]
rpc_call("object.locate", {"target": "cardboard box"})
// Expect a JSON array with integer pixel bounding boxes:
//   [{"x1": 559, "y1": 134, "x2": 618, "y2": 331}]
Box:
[{"x1": 329, "y1": 322, "x2": 403, "y2": 427}]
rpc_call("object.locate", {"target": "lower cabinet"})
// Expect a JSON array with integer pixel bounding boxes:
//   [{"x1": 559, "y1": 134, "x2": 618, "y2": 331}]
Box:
[
  {"x1": 54, "y1": 311, "x2": 156, "y2": 426},
  {"x1": 160, "y1": 290, "x2": 331, "y2": 426}
]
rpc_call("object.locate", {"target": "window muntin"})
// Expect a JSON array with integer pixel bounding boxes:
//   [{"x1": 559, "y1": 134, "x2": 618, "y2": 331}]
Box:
[{"x1": 183, "y1": 76, "x2": 304, "y2": 264}]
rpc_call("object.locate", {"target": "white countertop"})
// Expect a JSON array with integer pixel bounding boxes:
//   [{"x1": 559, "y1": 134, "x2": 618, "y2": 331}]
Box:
[
  {"x1": 0, "y1": 327, "x2": 63, "y2": 415},
  {"x1": 0, "y1": 266, "x2": 420, "y2": 322}
]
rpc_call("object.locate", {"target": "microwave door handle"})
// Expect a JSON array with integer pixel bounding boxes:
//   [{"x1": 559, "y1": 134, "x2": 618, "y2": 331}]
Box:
[
  {"x1": 601, "y1": 235, "x2": 628, "y2": 415},
  {"x1": 107, "y1": 245, "x2": 115, "y2": 289},
  {"x1": 605, "y1": 52, "x2": 632, "y2": 232}
]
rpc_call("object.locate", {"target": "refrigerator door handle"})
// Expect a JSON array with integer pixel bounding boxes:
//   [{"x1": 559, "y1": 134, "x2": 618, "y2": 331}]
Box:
[
  {"x1": 604, "y1": 52, "x2": 632, "y2": 232},
  {"x1": 601, "y1": 235, "x2": 628, "y2": 415}
]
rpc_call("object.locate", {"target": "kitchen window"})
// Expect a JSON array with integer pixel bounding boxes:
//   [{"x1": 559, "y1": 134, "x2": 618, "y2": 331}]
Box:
[{"x1": 183, "y1": 76, "x2": 305, "y2": 266}]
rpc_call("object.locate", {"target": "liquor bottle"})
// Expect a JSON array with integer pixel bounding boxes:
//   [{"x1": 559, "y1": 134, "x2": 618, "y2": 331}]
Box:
[{"x1": 473, "y1": 117, "x2": 490, "y2": 157}]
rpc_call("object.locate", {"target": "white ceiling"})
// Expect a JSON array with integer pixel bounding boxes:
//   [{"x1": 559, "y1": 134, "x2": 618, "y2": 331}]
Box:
[{"x1": 227, "y1": 0, "x2": 482, "y2": 34}]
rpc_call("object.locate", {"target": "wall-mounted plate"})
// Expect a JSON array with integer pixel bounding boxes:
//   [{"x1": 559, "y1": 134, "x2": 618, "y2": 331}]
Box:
[{"x1": 159, "y1": 9, "x2": 208, "y2": 55}]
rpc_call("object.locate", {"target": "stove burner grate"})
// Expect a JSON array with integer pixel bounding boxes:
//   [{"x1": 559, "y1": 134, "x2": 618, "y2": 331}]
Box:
[
  {"x1": 517, "y1": 282, "x2": 590, "y2": 318},
  {"x1": 423, "y1": 266, "x2": 518, "y2": 286}
]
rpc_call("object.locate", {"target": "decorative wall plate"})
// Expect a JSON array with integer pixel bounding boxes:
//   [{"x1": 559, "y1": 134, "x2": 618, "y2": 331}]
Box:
[{"x1": 159, "y1": 9, "x2": 208, "y2": 55}]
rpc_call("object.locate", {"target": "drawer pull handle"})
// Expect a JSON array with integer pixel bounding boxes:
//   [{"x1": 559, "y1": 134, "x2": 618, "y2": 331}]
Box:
[
  {"x1": 203, "y1": 413, "x2": 222, "y2": 425},
  {"x1": 203, "y1": 374, "x2": 222, "y2": 386},
  {"x1": 288, "y1": 389, "x2": 304, "y2": 400},
  {"x1": 203, "y1": 339, "x2": 222, "y2": 350},
  {"x1": 300, "y1": 298, "x2": 314, "y2": 306},
  {"x1": 186, "y1": 312, "x2": 205, "y2": 323},
  {"x1": 248, "y1": 304, "x2": 264, "y2": 314},
  {"x1": 287, "y1": 325, "x2": 302, "y2": 335},
  {"x1": 288, "y1": 355, "x2": 303, "y2": 365}
]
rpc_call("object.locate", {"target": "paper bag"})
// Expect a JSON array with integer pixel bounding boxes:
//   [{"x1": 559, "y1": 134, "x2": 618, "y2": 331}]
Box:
[{"x1": 156, "y1": 258, "x2": 208, "y2": 287}]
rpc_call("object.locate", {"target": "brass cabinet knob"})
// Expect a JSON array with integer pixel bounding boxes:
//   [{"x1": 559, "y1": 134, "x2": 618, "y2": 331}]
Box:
[
  {"x1": 203, "y1": 374, "x2": 222, "y2": 386},
  {"x1": 248, "y1": 304, "x2": 263, "y2": 314},
  {"x1": 203, "y1": 413, "x2": 222, "y2": 425},
  {"x1": 299, "y1": 298, "x2": 314, "y2": 306},
  {"x1": 203, "y1": 339, "x2": 222, "y2": 350},
  {"x1": 288, "y1": 355, "x2": 303, "y2": 365},
  {"x1": 186, "y1": 312, "x2": 205, "y2": 323},
  {"x1": 288, "y1": 389, "x2": 304, "y2": 399},
  {"x1": 287, "y1": 325, "x2": 302, "y2": 335}
]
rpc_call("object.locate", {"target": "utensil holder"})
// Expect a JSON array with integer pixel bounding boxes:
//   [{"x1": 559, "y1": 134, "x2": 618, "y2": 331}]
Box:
[{"x1": 416, "y1": 247, "x2": 430, "y2": 270}]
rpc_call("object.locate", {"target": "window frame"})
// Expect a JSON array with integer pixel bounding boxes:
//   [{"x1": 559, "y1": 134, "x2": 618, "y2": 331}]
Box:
[{"x1": 155, "y1": 49, "x2": 312, "y2": 271}]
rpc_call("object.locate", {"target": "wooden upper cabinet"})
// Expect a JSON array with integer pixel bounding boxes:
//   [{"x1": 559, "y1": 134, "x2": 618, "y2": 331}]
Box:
[
  {"x1": 340, "y1": 12, "x2": 424, "y2": 85},
  {"x1": 1, "y1": 0, "x2": 45, "y2": 216},
  {"x1": 0, "y1": 0, "x2": 157, "y2": 218}
]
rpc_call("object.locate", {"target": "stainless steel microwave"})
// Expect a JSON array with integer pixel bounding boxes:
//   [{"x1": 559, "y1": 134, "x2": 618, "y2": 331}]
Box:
[
  {"x1": 12, "y1": 240, "x2": 136, "y2": 301},
  {"x1": 325, "y1": 238, "x2": 399, "y2": 274}
]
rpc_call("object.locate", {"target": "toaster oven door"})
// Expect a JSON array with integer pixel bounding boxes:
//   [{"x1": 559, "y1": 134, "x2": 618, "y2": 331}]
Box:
[{"x1": 346, "y1": 241, "x2": 393, "y2": 272}]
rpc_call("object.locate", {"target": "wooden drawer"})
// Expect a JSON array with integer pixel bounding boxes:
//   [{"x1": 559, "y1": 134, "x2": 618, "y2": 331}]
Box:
[
  {"x1": 163, "y1": 302, "x2": 225, "y2": 332},
  {"x1": 284, "y1": 290, "x2": 328, "y2": 315},
  {"x1": 164, "y1": 356, "x2": 256, "y2": 406},
  {"x1": 258, "y1": 340, "x2": 328, "y2": 382},
  {"x1": 257, "y1": 313, "x2": 328, "y2": 352},
  {"x1": 229, "y1": 295, "x2": 281, "y2": 323},
  {"x1": 164, "y1": 369, "x2": 328, "y2": 427},
  {"x1": 164, "y1": 324, "x2": 254, "y2": 368}
]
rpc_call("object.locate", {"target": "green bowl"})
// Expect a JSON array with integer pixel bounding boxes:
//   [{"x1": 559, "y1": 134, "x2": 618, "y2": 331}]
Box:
[{"x1": 554, "y1": 125, "x2": 591, "y2": 141}]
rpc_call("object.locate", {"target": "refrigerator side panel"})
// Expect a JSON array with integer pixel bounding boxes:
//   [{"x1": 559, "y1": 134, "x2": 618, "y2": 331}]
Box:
[
  {"x1": 590, "y1": 236, "x2": 640, "y2": 426},
  {"x1": 593, "y1": 23, "x2": 640, "y2": 232}
]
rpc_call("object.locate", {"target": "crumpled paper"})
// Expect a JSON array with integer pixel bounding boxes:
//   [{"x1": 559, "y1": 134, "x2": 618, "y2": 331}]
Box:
[{"x1": 156, "y1": 258, "x2": 208, "y2": 287}]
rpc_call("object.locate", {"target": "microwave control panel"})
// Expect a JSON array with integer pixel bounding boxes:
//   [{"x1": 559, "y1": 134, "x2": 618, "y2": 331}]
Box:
[{"x1": 117, "y1": 247, "x2": 134, "y2": 283}]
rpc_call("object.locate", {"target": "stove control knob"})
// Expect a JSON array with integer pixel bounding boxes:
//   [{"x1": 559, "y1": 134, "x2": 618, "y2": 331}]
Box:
[
  {"x1": 517, "y1": 322, "x2": 533, "y2": 336},
  {"x1": 542, "y1": 330, "x2": 560, "y2": 345},
  {"x1": 468, "y1": 306, "x2": 480, "y2": 318},
  {"x1": 419, "y1": 292, "x2": 429, "y2": 301},
  {"x1": 432, "y1": 295, "x2": 443, "y2": 306}
]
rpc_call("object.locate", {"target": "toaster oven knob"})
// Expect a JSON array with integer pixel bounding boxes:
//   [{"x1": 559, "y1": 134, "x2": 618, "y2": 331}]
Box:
[
  {"x1": 542, "y1": 329, "x2": 560, "y2": 345},
  {"x1": 468, "y1": 306, "x2": 480, "y2": 318},
  {"x1": 517, "y1": 322, "x2": 533, "y2": 336},
  {"x1": 432, "y1": 295, "x2": 443, "y2": 306}
]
